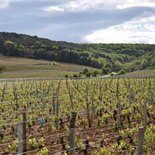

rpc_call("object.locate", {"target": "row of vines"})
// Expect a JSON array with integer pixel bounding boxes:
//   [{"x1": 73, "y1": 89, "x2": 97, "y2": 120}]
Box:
[{"x1": 0, "y1": 77, "x2": 155, "y2": 154}]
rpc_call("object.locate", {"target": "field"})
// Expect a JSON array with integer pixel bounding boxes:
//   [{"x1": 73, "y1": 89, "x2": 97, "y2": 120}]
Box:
[
  {"x1": 125, "y1": 69, "x2": 155, "y2": 77},
  {"x1": 0, "y1": 77, "x2": 155, "y2": 155},
  {"x1": 0, "y1": 55, "x2": 98, "y2": 78}
]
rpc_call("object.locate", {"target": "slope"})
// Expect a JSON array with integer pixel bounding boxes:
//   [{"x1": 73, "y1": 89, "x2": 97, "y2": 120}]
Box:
[
  {"x1": 0, "y1": 32, "x2": 155, "y2": 73},
  {"x1": 0, "y1": 55, "x2": 98, "y2": 78}
]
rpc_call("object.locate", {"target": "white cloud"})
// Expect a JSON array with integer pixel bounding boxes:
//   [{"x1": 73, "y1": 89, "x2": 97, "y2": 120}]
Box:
[
  {"x1": 44, "y1": 6, "x2": 64, "y2": 12},
  {"x1": 83, "y1": 16, "x2": 155, "y2": 44},
  {"x1": 1, "y1": 0, "x2": 155, "y2": 43},
  {"x1": 116, "y1": 1, "x2": 155, "y2": 9},
  {"x1": 44, "y1": 0, "x2": 155, "y2": 12},
  {"x1": 43, "y1": 0, "x2": 95, "y2": 12},
  {"x1": 0, "y1": 0, "x2": 21, "y2": 9},
  {"x1": 144, "y1": 24, "x2": 155, "y2": 31},
  {"x1": 0, "y1": 0, "x2": 10, "y2": 9}
]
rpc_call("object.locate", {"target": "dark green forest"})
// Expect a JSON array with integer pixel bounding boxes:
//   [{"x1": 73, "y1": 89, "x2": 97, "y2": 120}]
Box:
[{"x1": 0, "y1": 32, "x2": 155, "y2": 73}]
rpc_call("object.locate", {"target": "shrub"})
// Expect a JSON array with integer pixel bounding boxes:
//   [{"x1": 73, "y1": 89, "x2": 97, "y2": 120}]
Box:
[
  {"x1": 82, "y1": 68, "x2": 89, "y2": 74},
  {"x1": 64, "y1": 74, "x2": 68, "y2": 78},
  {"x1": 0, "y1": 65, "x2": 6, "y2": 73},
  {"x1": 92, "y1": 70, "x2": 99, "y2": 77},
  {"x1": 73, "y1": 74, "x2": 79, "y2": 78},
  {"x1": 118, "y1": 69, "x2": 126, "y2": 75},
  {"x1": 86, "y1": 72, "x2": 91, "y2": 77},
  {"x1": 102, "y1": 67, "x2": 111, "y2": 75}
]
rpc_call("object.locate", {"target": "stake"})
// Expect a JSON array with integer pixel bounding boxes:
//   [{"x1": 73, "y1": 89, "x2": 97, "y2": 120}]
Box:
[
  {"x1": 137, "y1": 127, "x2": 144, "y2": 155},
  {"x1": 18, "y1": 111, "x2": 26, "y2": 155},
  {"x1": 69, "y1": 112, "x2": 77, "y2": 155}
]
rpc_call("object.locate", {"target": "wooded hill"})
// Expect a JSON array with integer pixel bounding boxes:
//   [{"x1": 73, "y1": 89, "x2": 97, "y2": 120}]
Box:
[{"x1": 0, "y1": 32, "x2": 155, "y2": 73}]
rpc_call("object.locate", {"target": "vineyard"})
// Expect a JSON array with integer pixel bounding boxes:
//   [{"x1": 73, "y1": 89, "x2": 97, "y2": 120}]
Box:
[{"x1": 0, "y1": 77, "x2": 155, "y2": 155}]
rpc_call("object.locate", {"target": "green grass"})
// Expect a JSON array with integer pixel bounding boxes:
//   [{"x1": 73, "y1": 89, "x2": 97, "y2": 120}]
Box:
[
  {"x1": 0, "y1": 55, "x2": 99, "y2": 78},
  {"x1": 125, "y1": 69, "x2": 155, "y2": 76}
]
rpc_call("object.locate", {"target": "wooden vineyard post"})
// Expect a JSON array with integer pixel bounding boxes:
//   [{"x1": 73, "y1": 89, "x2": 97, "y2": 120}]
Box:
[
  {"x1": 143, "y1": 102, "x2": 147, "y2": 129},
  {"x1": 23, "y1": 112, "x2": 27, "y2": 154},
  {"x1": 69, "y1": 112, "x2": 77, "y2": 155},
  {"x1": 91, "y1": 83, "x2": 95, "y2": 114},
  {"x1": 117, "y1": 99, "x2": 121, "y2": 127},
  {"x1": 116, "y1": 80, "x2": 121, "y2": 128},
  {"x1": 99, "y1": 80, "x2": 102, "y2": 102},
  {"x1": 52, "y1": 92, "x2": 56, "y2": 115},
  {"x1": 69, "y1": 87, "x2": 74, "y2": 111},
  {"x1": 14, "y1": 85, "x2": 19, "y2": 135},
  {"x1": 129, "y1": 87, "x2": 133, "y2": 107},
  {"x1": 18, "y1": 123, "x2": 23, "y2": 154},
  {"x1": 137, "y1": 127, "x2": 144, "y2": 155},
  {"x1": 55, "y1": 81, "x2": 61, "y2": 129},
  {"x1": 18, "y1": 111, "x2": 27, "y2": 155},
  {"x1": 148, "y1": 79, "x2": 152, "y2": 104},
  {"x1": 1, "y1": 84, "x2": 6, "y2": 102},
  {"x1": 86, "y1": 82, "x2": 91, "y2": 128},
  {"x1": 55, "y1": 95, "x2": 59, "y2": 130}
]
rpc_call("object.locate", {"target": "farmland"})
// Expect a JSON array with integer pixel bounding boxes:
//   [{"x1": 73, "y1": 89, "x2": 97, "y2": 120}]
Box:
[
  {"x1": 0, "y1": 55, "x2": 98, "y2": 78},
  {"x1": 0, "y1": 77, "x2": 155, "y2": 154}
]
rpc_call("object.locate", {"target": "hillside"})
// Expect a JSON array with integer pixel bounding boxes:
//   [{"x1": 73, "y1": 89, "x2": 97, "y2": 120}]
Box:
[
  {"x1": 0, "y1": 55, "x2": 98, "y2": 78},
  {"x1": 0, "y1": 32, "x2": 155, "y2": 74},
  {"x1": 125, "y1": 68, "x2": 155, "y2": 77}
]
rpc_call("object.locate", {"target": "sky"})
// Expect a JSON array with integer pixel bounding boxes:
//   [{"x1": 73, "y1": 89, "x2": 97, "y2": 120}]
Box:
[{"x1": 0, "y1": 0, "x2": 155, "y2": 43}]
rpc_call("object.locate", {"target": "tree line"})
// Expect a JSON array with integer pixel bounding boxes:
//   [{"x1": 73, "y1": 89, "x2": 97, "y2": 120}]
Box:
[{"x1": 0, "y1": 32, "x2": 155, "y2": 74}]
